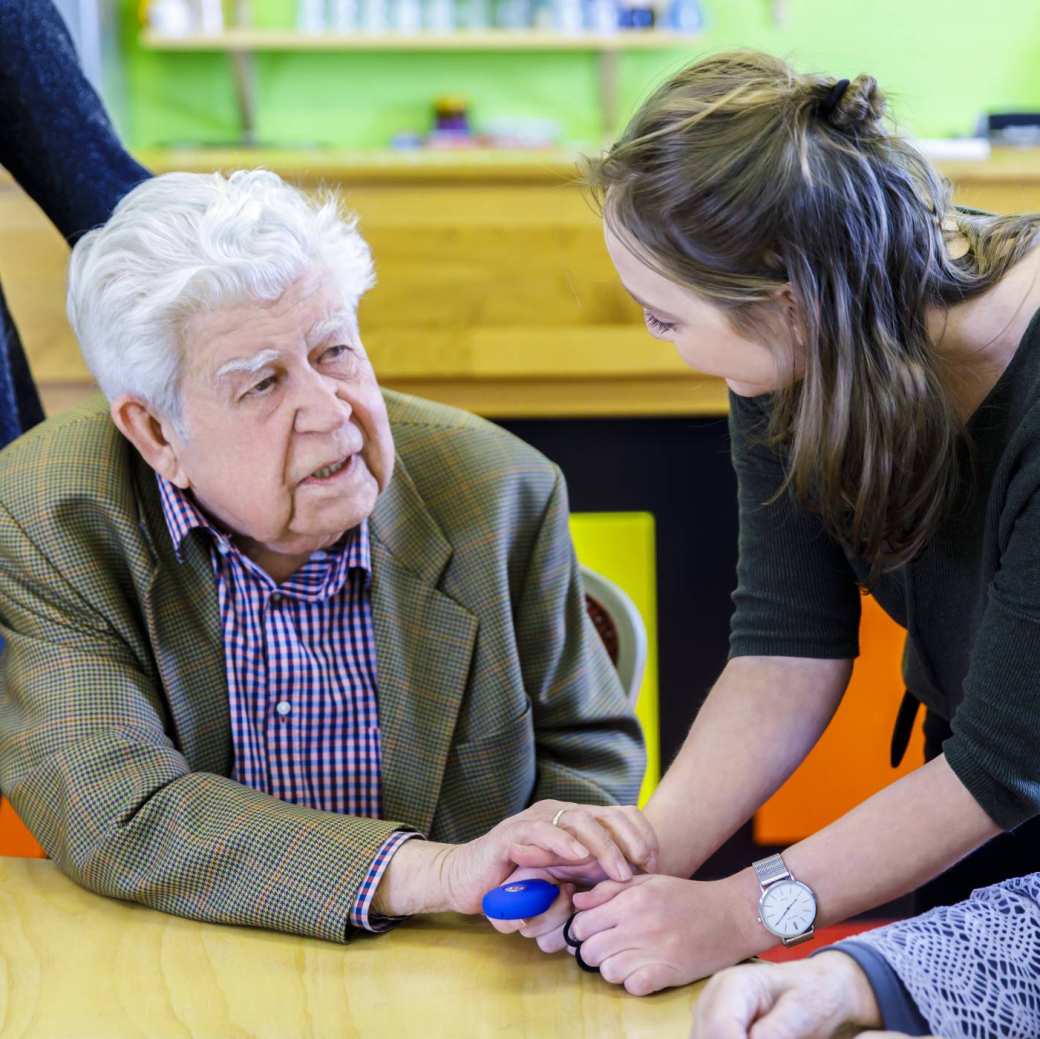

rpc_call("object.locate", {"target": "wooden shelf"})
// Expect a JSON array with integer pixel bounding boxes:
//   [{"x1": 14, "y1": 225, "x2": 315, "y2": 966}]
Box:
[
  {"x1": 140, "y1": 27, "x2": 696, "y2": 51},
  {"x1": 138, "y1": 26, "x2": 700, "y2": 143}
]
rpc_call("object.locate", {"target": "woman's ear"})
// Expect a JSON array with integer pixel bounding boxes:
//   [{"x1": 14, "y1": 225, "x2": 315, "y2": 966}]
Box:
[
  {"x1": 110, "y1": 395, "x2": 191, "y2": 489},
  {"x1": 774, "y1": 285, "x2": 807, "y2": 351}
]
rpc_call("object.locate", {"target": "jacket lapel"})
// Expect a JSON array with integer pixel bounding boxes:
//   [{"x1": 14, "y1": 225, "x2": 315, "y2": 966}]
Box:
[
  {"x1": 132, "y1": 454, "x2": 231, "y2": 776},
  {"x1": 370, "y1": 458, "x2": 478, "y2": 836},
  {"x1": 129, "y1": 447, "x2": 477, "y2": 828}
]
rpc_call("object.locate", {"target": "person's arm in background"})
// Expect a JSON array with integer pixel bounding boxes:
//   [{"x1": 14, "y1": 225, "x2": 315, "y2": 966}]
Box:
[
  {"x1": 690, "y1": 949, "x2": 930, "y2": 1039},
  {"x1": 691, "y1": 871, "x2": 1040, "y2": 1039},
  {"x1": 0, "y1": 0, "x2": 150, "y2": 445},
  {"x1": 0, "y1": 0, "x2": 150, "y2": 242}
]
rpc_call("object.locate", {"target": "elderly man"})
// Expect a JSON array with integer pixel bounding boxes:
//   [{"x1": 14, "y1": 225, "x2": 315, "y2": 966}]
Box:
[{"x1": 0, "y1": 170, "x2": 647, "y2": 940}]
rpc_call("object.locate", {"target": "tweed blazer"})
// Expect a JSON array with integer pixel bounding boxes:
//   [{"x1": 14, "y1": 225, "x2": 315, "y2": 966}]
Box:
[{"x1": 0, "y1": 390, "x2": 644, "y2": 942}]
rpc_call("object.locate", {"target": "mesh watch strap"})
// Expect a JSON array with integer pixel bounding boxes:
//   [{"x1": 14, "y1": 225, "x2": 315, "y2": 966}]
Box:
[{"x1": 753, "y1": 853, "x2": 791, "y2": 889}]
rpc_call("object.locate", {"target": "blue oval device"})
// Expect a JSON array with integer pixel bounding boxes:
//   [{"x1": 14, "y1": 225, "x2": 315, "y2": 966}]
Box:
[{"x1": 482, "y1": 878, "x2": 559, "y2": 920}]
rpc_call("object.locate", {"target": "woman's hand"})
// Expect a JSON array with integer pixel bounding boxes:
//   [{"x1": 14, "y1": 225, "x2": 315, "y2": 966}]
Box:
[
  {"x1": 567, "y1": 873, "x2": 765, "y2": 995},
  {"x1": 690, "y1": 952, "x2": 885, "y2": 1037}
]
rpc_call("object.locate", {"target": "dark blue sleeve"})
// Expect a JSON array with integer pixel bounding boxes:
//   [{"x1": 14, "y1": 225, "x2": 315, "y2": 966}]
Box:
[
  {"x1": 815, "y1": 942, "x2": 932, "y2": 1036},
  {"x1": 0, "y1": 0, "x2": 150, "y2": 242}
]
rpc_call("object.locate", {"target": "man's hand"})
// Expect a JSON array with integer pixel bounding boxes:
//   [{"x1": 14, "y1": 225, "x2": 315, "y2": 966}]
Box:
[
  {"x1": 567, "y1": 872, "x2": 768, "y2": 995},
  {"x1": 690, "y1": 952, "x2": 886, "y2": 1038},
  {"x1": 537, "y1": 801, "x2": 658, "y2": 882},
  {"x1": 371, "y1": 800, "x2": 655, "y2": 919},
  {"x1": 485, "y1": 802, "x2": 658, "y2": 953},
  {"x1": 485, "y1": 866, "x2": 576, "y2": 953}
]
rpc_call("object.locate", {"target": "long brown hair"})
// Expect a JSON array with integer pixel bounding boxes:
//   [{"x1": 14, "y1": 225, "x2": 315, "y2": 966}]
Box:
[{"x1": 585, "y1": 50, "x2": 1040, "y2": 571}]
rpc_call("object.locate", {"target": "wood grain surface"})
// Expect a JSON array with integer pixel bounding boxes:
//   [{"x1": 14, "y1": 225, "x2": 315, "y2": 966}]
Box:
[{"x1": 0, "y1": 858, "x2": 702, "y2": 1038}]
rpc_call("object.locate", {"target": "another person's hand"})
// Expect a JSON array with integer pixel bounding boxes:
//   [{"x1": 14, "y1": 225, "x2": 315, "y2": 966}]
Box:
[
  {"x1": 691, "y1": 952, "x2": 885, "y2": 1037},
  {"x1": 568, "y1": 873, "x2": 760, "y2": 995}
]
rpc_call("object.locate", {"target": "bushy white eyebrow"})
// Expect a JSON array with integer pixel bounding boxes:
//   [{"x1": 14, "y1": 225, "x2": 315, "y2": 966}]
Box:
[
  {"x1": 306, "y1": 310, "x2": 355, "y2": 348},
  {"x1": 215, "y1": 347, "x2": 281, "y2": 381}
]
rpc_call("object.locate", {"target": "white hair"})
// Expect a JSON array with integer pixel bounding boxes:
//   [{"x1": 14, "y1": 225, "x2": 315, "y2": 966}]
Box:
[{"x1": 67, "y1": 169, "x2": 376, "y2": 427}]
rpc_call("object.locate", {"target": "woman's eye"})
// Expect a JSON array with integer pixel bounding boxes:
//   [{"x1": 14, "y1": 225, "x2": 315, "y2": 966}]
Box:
[{"x1": 644, "y1": 311, "x2": 676, "y2": 336}]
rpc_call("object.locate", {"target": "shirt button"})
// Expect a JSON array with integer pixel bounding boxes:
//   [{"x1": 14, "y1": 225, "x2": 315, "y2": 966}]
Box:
[
  {"x1": 270, "y1": 593, "x2": 283, "y2": 606},
  {"x1": 275, "y1": 701, "x2": 292, "y2": 717}
]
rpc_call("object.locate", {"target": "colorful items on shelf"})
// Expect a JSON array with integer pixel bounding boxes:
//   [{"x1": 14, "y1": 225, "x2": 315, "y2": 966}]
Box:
[
  {"x1": 391, "y1": 97, "x2": 561, "y2": 150},
  {"x1": 146, "y1": 0, "x2": 704, "y2": 34}
]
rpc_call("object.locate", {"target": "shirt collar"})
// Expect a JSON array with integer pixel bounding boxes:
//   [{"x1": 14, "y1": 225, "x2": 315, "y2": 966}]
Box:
[{"x1": 155, "y1": 474, "x2": 371, "y2": 591}]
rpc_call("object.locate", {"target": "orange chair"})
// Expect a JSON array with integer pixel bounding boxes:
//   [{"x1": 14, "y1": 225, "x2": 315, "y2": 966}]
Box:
[{"x1": 0, "y1": 795, "x2": 46, "y2": 858}]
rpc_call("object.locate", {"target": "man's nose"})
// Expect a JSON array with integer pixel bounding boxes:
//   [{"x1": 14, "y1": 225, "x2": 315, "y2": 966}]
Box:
[{"x1": 293, "y1": 368, "x2": 351, "y2": 434}]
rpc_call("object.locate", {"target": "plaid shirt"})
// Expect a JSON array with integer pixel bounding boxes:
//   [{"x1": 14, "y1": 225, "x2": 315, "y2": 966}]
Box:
[{"x1": 156, "y1": 475, "x2": 414, "y2": 931}]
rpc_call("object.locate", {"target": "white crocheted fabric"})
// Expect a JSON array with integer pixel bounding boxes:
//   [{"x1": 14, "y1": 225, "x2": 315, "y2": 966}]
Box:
[{"x1": 838, "y1": 872, "x2": 1040, "y2": 1039}]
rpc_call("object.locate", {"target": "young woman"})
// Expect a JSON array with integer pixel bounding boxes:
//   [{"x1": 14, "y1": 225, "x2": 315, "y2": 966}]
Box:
[{"x1": 553, "y1": 50, "x2": 1040, "y2": 996}]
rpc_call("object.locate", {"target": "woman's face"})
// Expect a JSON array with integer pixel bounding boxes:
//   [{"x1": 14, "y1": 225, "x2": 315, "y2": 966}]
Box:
[{"x1": 604, "y1": 222, "x2": 801, "y2": 397}]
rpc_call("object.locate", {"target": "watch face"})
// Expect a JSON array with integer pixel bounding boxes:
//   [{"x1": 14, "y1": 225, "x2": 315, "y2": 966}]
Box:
[{"x1": 759, "y1": 879, "x2": 817, "y2": 938}]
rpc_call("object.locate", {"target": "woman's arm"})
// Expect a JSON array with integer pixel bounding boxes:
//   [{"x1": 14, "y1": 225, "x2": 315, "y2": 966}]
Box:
[
  {"x1": 569, "y1": 750, "x2": 1000, "y2": 995},
  {"x1": 646, "y1": 654, "x2": 852, "y2": 877}
]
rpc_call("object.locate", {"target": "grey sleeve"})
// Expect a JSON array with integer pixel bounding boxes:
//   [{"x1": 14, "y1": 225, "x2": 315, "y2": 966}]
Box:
[
  {"x1": 728, "y1": 392, "x2": 861, "y2": 660},
  {"x1": 834, "y1": 872, "x2": 1040, "y2": 1039}
]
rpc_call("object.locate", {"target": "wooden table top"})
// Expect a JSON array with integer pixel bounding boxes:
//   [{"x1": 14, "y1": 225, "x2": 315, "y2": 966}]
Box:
[{"x1": 0, "y1": 858, "x2": 701, "y2": 1038}]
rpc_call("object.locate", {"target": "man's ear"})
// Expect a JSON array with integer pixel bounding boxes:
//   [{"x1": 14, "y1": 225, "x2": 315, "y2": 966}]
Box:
[{"x1": 110, "y1": 395, "x2": 190, "y2": 489}]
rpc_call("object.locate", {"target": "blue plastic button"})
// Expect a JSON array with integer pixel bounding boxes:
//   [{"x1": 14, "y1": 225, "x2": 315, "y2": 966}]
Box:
[{"x1": 481, "y1": 878, "x2": 560, "y2": 920}]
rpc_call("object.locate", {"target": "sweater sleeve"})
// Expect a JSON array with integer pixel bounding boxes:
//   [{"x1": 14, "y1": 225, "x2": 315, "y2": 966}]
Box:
[
  {"x1": 832, "y1": 872, "x2": 1040, "y2": 1039},
  {"x1": 0, "y1": 0, "x2": 150, "y2": 242},
  {"x1": 820, "y1": 942, "x2": 931, "y2": 1036},
  {"x1": 943, "y1": 484, "x2": 1040, "y2": 829},
  {"x1": 728, "y1": 392, "x2": 862, "y2": 660}
]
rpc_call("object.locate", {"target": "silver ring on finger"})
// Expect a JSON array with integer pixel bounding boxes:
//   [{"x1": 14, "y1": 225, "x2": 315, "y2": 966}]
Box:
[{"x1": 551, "y1": 807, "x2": 569, "y2": 828}]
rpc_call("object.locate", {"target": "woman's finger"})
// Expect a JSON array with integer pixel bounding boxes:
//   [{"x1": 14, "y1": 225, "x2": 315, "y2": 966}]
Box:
[{"x1": 572, "y1": 878, "x2": 629, "y2": 911}]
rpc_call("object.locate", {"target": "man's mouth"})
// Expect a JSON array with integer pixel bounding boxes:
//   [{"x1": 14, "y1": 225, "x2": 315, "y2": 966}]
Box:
[{"x1": 304, "y1": 454, "x2": 357, "y2": 483}]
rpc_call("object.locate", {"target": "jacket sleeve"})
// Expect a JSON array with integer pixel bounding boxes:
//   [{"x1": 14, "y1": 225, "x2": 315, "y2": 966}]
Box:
[
  {"x1": 0, "y1": 0, "x2": 150, "y2": 242},
  {"x1": 0, "y1": 500, "x2": 408, "y2": 944},
  {"x1": 513, "y1": 466, "x2": 646, "y2": 807}
]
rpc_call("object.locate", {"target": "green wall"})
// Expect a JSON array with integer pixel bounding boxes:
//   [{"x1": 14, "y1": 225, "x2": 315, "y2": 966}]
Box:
[{"x1": 122, "y1": 0, "x2": 1040, "y2": 150}]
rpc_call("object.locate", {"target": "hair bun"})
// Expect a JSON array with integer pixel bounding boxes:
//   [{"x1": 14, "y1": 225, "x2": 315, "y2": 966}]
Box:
[{"x1": 822, "y1": 74, "x2": 886, "y2": 134}]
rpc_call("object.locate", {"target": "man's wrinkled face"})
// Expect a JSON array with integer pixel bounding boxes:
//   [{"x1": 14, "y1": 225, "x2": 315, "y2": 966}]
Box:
[{"x1": 167, "y1": 270, "x2": 394, "y2": 574}]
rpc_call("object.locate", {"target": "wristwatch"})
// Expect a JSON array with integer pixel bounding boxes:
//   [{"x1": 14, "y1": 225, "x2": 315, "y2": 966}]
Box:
[{"x1": 752, "y1": 853, "x2": 818, "y2": 946}]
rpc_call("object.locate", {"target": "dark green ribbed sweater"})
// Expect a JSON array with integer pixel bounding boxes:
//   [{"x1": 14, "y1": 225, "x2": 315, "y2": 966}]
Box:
[{"x1": 728, "y1": 310, "x2": 1040, "y2": 831}]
